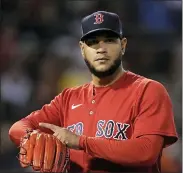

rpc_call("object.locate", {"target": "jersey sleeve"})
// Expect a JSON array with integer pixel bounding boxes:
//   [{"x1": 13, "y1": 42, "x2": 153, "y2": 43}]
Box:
[
  {"x1": 133, "y1": 80, "x2": 178, "y2": 147},
  {"x1": 25, "y1": 93, "x2": 64, "y2": 131},
  {"x1": 9, "y1": 90, "x2": 67, "y2": 146}
]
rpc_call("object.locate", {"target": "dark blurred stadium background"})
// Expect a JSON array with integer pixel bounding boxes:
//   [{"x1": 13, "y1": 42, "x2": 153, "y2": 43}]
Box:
[{"x1": 0, "y1": 0, "x2": 182, "y2": 172}]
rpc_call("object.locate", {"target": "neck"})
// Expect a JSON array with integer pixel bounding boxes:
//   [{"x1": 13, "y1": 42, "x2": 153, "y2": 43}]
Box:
[{"x1": 92, "y1": 67, "x2": 125, "y2": 87}]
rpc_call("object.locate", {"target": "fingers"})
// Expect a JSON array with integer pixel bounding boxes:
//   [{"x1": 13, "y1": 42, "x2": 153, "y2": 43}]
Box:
[
  {"x1": 53, "y1": 133, "x2": 64, "y2": 143},
  {"x1": 53, "y1": 133, "x2": 68, "y2": 145},
  {"x1": 53, "y1": 132, "x2": 59, "y2": 138},
  {"x1": 39, "y1": 123, "x2": 58, "y2": 132},
  {"x1": 38, "y1": 124, "x2": 71, "y2": 147}
]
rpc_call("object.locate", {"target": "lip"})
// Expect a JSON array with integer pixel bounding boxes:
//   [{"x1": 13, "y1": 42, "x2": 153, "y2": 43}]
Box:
[{"x1": 95, "y1": 58, "x2": 109, "y2": 61}]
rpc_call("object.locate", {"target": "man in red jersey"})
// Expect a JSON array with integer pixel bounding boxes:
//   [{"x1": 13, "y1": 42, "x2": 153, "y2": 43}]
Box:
[{"x1": 9, "y1": 11, "x2": 178, "y2": 172}]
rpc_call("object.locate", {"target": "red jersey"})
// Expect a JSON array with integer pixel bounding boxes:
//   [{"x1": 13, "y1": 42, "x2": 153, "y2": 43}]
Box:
[{"x1": 9, "y1": 71, "x2": 178, "y2": 172}]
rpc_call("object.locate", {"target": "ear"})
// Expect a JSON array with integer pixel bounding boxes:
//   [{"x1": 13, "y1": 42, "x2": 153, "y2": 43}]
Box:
[
  {"x1": 79, "y1": 41, "x2": 85, "y2": 58},
  {"x1": 121, "y1": 38, "x2": 127, "y2": 55}
]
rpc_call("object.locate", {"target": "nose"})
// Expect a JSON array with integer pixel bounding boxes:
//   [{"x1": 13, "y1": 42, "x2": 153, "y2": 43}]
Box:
[{"x1": 96, "y1": 41, "x2": 107, "y2": 54}]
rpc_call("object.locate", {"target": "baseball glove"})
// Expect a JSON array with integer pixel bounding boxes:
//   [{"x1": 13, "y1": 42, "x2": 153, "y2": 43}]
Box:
[{"x1": 18, "y1": 129, "x2": 70, "y2": 172}]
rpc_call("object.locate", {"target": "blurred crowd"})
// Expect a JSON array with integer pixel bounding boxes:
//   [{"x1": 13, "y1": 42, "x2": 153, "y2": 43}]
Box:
[{"x1": 0, "y1": 0, "x2": 182, "y2": 172}]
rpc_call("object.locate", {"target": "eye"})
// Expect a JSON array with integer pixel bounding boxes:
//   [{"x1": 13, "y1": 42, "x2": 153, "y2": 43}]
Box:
[
  {"x1": 105, "y1": 38, "x2": 117, "y2": 43},
  {"x1": 85, "y1": 39, "x2": 98, "y2": 46}
]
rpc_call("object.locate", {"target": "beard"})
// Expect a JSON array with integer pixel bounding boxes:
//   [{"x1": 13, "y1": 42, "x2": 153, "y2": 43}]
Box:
[{"x1": 84, "y1": 55, "x2": 122, "y2": 78}]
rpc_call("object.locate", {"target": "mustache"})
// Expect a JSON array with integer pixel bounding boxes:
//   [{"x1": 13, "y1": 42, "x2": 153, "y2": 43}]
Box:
[{"x1": 94, "y1": 55, "x2": 110, "y2": 61}]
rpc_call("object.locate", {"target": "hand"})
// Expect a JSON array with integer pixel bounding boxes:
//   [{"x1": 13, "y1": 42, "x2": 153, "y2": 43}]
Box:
[{"x1": 39, "y1": 123, "x2": 80, "y2": 150}]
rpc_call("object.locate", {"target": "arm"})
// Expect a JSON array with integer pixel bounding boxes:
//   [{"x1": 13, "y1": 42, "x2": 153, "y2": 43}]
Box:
[
  {"x1": 79, "y1": 134, "x2": 163, "y2": 166},
  {"x1": 9, "y1": 93, "x2": 64, "y2": 146},
  {"x1": 79, "y1": 80, "x2": 178, "y2": 166}
]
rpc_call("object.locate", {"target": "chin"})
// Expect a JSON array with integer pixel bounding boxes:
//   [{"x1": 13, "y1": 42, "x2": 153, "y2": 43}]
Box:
[
  {"x1": 95, "y1": 65, "x2": 111, "y2": 71},
  {"x1": 95, "y1": 67, "x2": 110, "y2": 73}
]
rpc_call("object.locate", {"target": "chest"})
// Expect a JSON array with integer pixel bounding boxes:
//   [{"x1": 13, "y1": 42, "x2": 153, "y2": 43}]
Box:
[{"x1": 63, "y1": 90, "x2": 137, "y2": 140}]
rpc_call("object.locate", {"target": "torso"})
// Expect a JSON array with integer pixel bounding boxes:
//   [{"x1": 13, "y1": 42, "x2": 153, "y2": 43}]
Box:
[{"x1": 61, "y1": 71, "x2": 160, "y2": 172}]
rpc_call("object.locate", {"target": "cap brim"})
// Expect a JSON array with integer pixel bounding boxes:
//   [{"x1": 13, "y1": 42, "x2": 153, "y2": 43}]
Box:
[{"x1": 80, "y1": 28, "x2": 121, "y2": 41}]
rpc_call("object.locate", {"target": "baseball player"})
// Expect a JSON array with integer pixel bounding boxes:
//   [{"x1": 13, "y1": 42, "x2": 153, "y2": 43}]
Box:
[{"x1": 9, "y1": 11, "x2": 178, "y2": 172}]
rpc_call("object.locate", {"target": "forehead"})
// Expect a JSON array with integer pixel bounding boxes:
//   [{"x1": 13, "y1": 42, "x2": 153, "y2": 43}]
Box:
[{"x1": 83, "y1": 30, "x2": 120, "y2": 40}]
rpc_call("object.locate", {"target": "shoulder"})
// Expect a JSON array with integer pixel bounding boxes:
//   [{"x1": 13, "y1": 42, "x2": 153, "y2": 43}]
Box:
[
  {"x1": 127, "y1": 71, "x2": 167, "y2": 92},
  {"x1": 126, "y1": 71, "x2": 169, "y2": 100}
]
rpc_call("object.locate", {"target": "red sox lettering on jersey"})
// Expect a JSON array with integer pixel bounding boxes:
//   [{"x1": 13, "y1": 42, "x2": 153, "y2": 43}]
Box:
[{"x1": 67, "y1": 121, "x2": 130, "y2": 140}]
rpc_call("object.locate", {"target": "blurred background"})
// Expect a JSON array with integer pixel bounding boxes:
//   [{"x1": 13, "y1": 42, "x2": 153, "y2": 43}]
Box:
[{"x1": 0, "y1": 0, "x2": 182, "y2": 172}]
